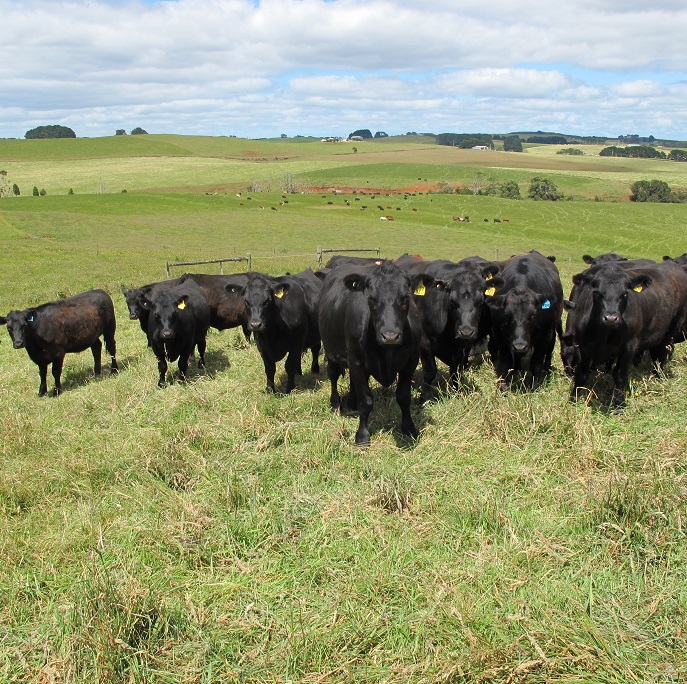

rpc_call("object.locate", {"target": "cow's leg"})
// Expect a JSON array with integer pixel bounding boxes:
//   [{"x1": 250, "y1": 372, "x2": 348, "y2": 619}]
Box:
[
  {"x1": 611, "y1": 348, "x2": 634, "y2": 409},
  {"x1": 493, "y1": 347, "x2": 512, "y2": 392},
  {"x1": 327, "y1": 362, "x2": 343, "y2": 412},
  {"x1": 284, "y1": 348, "x2": 302, "y2": 393},
  {"x1": 177, "y1": 352, "x2": 190, "y2": 382},
  {"x1": 242, "y1": 324, "x2": 252, "y2": 344},
  {"x1": 91, "y1": 338, "x2": 103, "y2": 377},
  {"x1": 530, "y1": 339, "x2": 551, "y2": 389},
  {"x1": 419, "y1": 343, "x2": 437, "y2": 403},
  {"x1": 196, "y1": 335, "x2": 207, "y2": 369},
  {"x1": 263, "y1": 355, "x2": 277, "y2": 393},
  {"x1": 52, "y1": 357, "x2": 64, "y2": 396},
  {"x1": 38, "y1": 364, "x2": 49, "y2": 397},
  {"x1": 349, "y1": 363, "x2": 373, "y2": 446},
  {"x1": 572, "y1": 351, "x2": 593, "y2": 402},
  {"x1": 104, "y1": 326, "x2": 118, "y2": 374},
  {"x1": 157, "y1": 357, "x2": 168, "y2": 387},
  {"x1": 310, "y1": 341, "x2": 321, "y2": 374},
  {"x1": 397, "y1": 357, "x2": 419, "y2": 440}
]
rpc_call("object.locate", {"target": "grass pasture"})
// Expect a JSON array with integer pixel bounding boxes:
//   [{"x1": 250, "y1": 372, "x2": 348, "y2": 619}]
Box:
[{"x1": 1, "y1": 136, "x2": 687, "y2": 682}]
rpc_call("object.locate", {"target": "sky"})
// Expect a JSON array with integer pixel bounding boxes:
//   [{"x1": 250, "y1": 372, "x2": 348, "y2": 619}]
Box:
[{"x1": 1, "y1": 0, "x2": 686, "y2": 140}]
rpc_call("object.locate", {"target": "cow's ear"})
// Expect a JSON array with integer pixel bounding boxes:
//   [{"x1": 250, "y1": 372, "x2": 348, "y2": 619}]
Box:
[
  {"x1": 273, "y1": 282, "x2": 291, "y2": 299},
  {"x1": 662, "y1": 255, "x2": 672, "y2": 261},
  {"x1": 572, "y1": 272, "x2": 588, "y2": 287},
  {"x1": 485, "y1": 276, "x2": 504, "y2": 296},
  {"x1": 225, "y1": 284, "x2": 245, "y2": 296},
  {"x1": 582, "y1": 255, "x2": 594, "y2": 264},
  {"x1": 314, "y1": 269, "x2": 329, "y2": 281},
  {"x1": 629, "y1": 274, "x2": 652, "y2": 293},
  {"x1": 482, "y1": 264, "x2": 500, "y2": 280},
  {"x1": 0, "y1": 316, "x2": 6, "y2": 325},
  {"x1": 546, "y1": 255, "x2": 556, "y2": 263},
  {"x1": 563, "y1": 299, "x2": 576, "y2": 311},
  {"x1": 411, "y1": 274, "x2": 435, "y2": 296},
  {"x1": 343, "y1": 273, "x2": 366, "y2": 292},
  {"x1": 120, "y1": 285, "x2": 128, "y2": 295}
]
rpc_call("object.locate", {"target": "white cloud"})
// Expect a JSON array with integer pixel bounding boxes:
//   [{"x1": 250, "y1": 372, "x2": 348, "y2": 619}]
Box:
[{"x1": 0, "y1": 0, "x2": 686, "y2": 138}]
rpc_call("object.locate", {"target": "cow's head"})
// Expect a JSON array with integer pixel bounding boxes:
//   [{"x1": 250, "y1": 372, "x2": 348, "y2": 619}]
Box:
[
  {"x1": 572, "y1": 267, "x2": 651, "y2": 329},
  {"x1": 343, "y1": 261, "x2": 429, "y2": 346},
  {"x1": 151, "y1": 292, "x2": 190, "y2": 340},
  {"x1": 487, "y1": 286, "x2": 556, "y2": 356},
  {"x1": 227, "y1": 275, "x2": 289, "y2": 333},
  {"x1": 2, "y1": 309, "x2": 37, "y2": 349},
  {"x1": 121, "y1": 286, "x2": 144, "y2": 320},
  {"x1": 447, "y1": 268, "x2": 503, "y2": 341}
]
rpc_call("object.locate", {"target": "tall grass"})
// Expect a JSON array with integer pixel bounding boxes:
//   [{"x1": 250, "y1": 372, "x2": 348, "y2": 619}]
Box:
[{"x1": 0, "y1": 139, "x2": 686, "y2": 682}]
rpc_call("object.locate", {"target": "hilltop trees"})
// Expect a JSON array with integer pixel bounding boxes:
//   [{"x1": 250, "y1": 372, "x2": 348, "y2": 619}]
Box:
[
  {"x1": 349, "y1": 129, "x2": 372, "y2": 140},
  {"x1": 630, "y1": 180, "x2": 672, "y2": 202},
  {"x1": 25, "y1": 125, "x2": 76, "y2": 139},
  {"x1": 130, "y1": 127, "x2": 148, "y2": 135}
]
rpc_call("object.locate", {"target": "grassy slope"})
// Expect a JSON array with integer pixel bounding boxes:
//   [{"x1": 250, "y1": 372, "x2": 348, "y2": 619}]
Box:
[{"x1": 0, "y1": 137, "x2": 686, "y2": 683}]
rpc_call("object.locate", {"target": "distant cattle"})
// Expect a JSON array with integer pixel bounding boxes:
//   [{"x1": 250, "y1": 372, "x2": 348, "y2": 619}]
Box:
[
  {"x1": 1, "y1": 289, "x2": 118, "y2": 396},
  {"x1": 147, "y1": 280, "x2": 211, "y2": 387},
  {"x1": 567, "y1": 261, "x2": 687, "y2": 407},
  {"x1": 486, "y1": 251, "x2": 563, "y2": 390},
  {"x1": 226, "y1": 271, "x2": 319, "y2": 393},
  {"x1": 318, "y1": 260, "x2": 428, "y2": 446}
]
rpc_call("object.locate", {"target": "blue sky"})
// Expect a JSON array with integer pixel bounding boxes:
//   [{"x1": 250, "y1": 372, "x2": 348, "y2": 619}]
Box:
[{"x1": 1, "y1": 0, "x2": 685, "y2": 140}]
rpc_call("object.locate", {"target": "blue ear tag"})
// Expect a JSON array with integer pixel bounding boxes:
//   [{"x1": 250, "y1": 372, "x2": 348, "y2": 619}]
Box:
[
  {"x1": 28, "y1": 315, "x2": 35, "y2": 322},
  {"x1": 542, "y1": 300, "x2": 551, "y2": 310}
]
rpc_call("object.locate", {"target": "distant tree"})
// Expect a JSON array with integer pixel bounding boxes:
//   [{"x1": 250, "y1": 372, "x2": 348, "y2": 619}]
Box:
[
  {"x1": 373, "y1": 131, "x2": 388, "y2": 138},
  {"x1": 68, "y1": 188, "x2": 74, "y2": 195},
  {"x1": 0, "y1": 170, "x2": 9, "y2": 197},
  {"x1": 528, "y1": 177, "x2": 562, "y2": 201},
  {"x1": 503, "y1": 135, "x2": 523, "y2": 152},
  {"x1": 630, "y1": 180, "x2": 672, "y2": 202},
  {"x1": 349, "y1": 129, "x2": 372, "y2": 140},
  {"x1": 668, "y1": 149, "x2": 687, "y2": 162},
  {"x1": 25, "y1": 125, "x2": 76, "y2": 139},
  {"x1": 280, "y1": 133, "x2": 288, "y2": 138},
  {"x1": 499, "y1": 180, "x2": 522, "y2": 199},
  {"x1": 115, "y1": 129, "x2": 127, "y2": 136},
  {"x1": 39, "y1": 188, "x2": 47, "y2": 196},
  {"x1": 12, "y1": 183, "x2": 20, "y2": 196},
  {"x1": 352, "y1": 147, "x2": 358, "y2": 153},
  {"x1": 436, "y1": 133, "x2": 493, "y2": 149},
  {"x1": 600, "y1": 145, "x2": 666, "y2": 159},
  {"x1": 32, "y1": 186, "x2": 39, "y2": 196},
  {"x1": 130, "y1": 127, "x2": 148, "y2": 135},
  {"x1": 557, "y1": 148, "x2": 584, "y2": 156}
]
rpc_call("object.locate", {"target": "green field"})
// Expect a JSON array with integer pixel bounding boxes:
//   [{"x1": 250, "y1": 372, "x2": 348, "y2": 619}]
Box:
[{"x1": 1, "y1": 136, "x2": 687, "y2": 682}]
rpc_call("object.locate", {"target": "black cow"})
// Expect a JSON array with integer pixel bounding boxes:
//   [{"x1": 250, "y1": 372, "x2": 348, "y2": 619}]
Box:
[
  {"x1": 561, "y1": 258, "x2": 656, "y2": 377},
  {"x1": 318, "y1": 260, "x2": 428, "y2": 446},
  {"x1": 416, "y1": 259, "x2": 500, "y2": 399},
  {"x1": 568, "y1": 261, "x2": 687, "y2": 407},
  {"x1": 226, "y1": 272, "x2": 315, "y2": 393},
  {"x1": 1, "y1": 289, "x2": 118, "y2": 396},
  {"x1": 178, "y1": 272, "x2": 251, "y2": 340},
  {"x1": 325, "y1": 255, "x2": 383, "y2": 269},
  {"x1": 121, "y1": 278, "x2": 181, "y2": 339},
  {"x1": 147, "y1": 280, "x2": 211, "y2": 387},
  {"x1": 486, "y1": 251, "x2": 563, "y2": 390}
]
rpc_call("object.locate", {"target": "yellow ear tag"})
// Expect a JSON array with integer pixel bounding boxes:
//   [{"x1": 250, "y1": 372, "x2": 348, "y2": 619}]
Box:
[
  {"x1": 177, "y1": 300, "x2": 186, "y2": 310},
  {"x1": 633, "y1": 285, "x2": 643, "y2": 293},
  {"x1": 413, "y1": 283, "x2": 426, "y2": 296},
  {"x1": 275, "y1": 288, "x2": 285, "y2": 299},
  {"x1": 485, "y1": 286, "x2": 496, "y2": 296},
  {"x1": 486, "y1": 273, "x2": 493, "y2": 281}
]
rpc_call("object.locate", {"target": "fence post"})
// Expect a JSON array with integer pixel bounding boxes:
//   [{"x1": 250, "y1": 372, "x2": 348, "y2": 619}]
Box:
[
  {"x1": 166, "y1": 261, "x2": 170, "y2": 278},
  {"x1": 317, "y1": 246, "x2": 322, "y2": 268},
  {"x1": 246, "y1": 253, "x2": 252, "y2": 270}
]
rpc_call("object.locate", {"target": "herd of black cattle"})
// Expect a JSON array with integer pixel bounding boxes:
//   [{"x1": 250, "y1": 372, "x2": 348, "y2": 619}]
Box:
[{"x1": 2, "y1": 250, "x2": 687, "y2": 445}]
